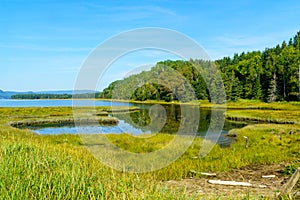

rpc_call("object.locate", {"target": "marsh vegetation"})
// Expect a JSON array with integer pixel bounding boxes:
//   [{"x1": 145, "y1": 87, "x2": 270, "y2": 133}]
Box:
[{"x1": 0, "y1": 100, "x2": 299, "y2": 199}]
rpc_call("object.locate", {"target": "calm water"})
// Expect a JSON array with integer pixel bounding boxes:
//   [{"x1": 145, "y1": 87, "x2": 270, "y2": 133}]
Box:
[
  {"x1": 111, "y1": 105, "x2": 245, "y2": 146},
  {"x1": 28, "y1": 120, "x2": 150, "y2": 135},
  {"x1": 2, "y1": 99, "x2": 246, "y2": 146},
  {"x1": 0, "y1": 99, "x2": 132, "y2": 107}
]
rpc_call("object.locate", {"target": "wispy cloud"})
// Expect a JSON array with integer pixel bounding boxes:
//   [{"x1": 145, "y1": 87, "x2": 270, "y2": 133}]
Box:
[
  {"x1": 87, "y1": 3, "x2": 177, "y2": 16},
  {"x1": 84, "y1": 3, "x2": 180, "y2": 22},
  {"x1": 215, "y1": 30, "x2": 298, "y2": 48},
  {"x1": 207, "y1": 30, "x2": 299, "y2": 59},
  {"x1": 0, "y1": 44, "x2": 92, "y2": 52}
]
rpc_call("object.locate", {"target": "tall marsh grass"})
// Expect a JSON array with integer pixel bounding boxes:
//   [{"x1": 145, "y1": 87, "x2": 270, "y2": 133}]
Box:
[{"x1": 0, "y1": 105, "x2": 300, "y2": 199}]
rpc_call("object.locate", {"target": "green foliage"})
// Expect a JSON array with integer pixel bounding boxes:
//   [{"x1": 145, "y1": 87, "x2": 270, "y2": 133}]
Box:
[
  {"x1": 216, "y1": 33, "x2": 300, "y2": 102},
  {"x1": 99, "y1": 81, "x2": 118, "y2": 99},
  {"x1": 282, "y1": 163, "x2": 300, "y2": 175},
  {"x1": 101, "y1": 31, "x2": 300, "y2": 103},
  {"x1": 11, "y1": 93, "x2": 72, "y2": 99},
  {"x1": 267, "y1": 74, "x2": 278, "y2": 102},
  {"x1": 101, "y1": 60, "x2": 209, "y2": 103},
  {"x1": 11, "y1": 92, "x2": 101, "y2": 99}
]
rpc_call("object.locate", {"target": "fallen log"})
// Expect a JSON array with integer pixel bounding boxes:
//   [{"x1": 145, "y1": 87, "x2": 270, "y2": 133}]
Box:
[{"x1": 208, "y1": 180, "x2": 252, "y2": 187}]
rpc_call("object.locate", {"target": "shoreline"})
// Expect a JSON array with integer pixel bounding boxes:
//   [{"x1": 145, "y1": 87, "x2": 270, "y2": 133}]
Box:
[{"x1": 6, "y1": 98, "x2": 300, "y2": 109}]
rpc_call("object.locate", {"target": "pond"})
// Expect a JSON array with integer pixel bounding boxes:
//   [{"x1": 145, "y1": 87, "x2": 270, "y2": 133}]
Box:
[
  {"x1": 9, "y1": 100, "x2": 248, "y2": 147},
  {"x1": 0, "y1": 99, "x2": 132, "y2": 107},
  {"x1": 111, "y1": 104, "x2": 247, "y2": 146}
]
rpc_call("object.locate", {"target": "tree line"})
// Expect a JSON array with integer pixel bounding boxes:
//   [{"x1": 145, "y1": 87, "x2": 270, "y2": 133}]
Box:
[
  {"x1": 11, "y1": 32, "x2": 300, "y2": 102},
  {"x1": 11, "y1": 93, "x2": 101, "y2": 99},
  {"x1": 100, "y1": 32, "x2": 300, "y2": 103}
]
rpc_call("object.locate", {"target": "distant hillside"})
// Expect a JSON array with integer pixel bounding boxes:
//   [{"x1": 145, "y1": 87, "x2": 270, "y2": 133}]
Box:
[
  {"x1": 34, "y1": 90, "x2": 97, "y2": 95},
  {"x1": 0, "y1": 90, "x2": 34, "y2": 99},
  {"x1": 0, "y1": 90, "x2": 98, "y2": 99}
]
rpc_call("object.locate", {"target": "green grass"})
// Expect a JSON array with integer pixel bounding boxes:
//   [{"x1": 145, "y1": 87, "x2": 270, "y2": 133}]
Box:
[
  {"x1": 226, "y1": 109, "x2": 300, "y2": 124},
  {"x1": 203, "y1": 99, "x2": 300, "y2": 110},
  {"x1": 101, "y1": 98, "x2": 300, "y2": 111},
  {"x1": 0, "y1": 104, "x2": 300, "y2": 199},
  {"x1": 224, "y1": 100, "x2": 300, "y2": 124}
]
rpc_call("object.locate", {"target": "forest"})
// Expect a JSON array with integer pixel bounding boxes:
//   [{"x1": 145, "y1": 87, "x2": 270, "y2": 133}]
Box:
[
  {"x1": 11, "y1": 93, "x2": 100, "y2": 99},
  {"x1": 100, "y1": 32, "x2": 300, "y2": 103},
  {"x1": 11, "y1": 32, "x2": 300, "y2": 103}
]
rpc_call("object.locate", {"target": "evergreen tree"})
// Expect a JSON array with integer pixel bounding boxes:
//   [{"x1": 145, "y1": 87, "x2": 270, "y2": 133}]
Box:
[
  {"x1": 100, "y1": 32, "x2": 300, "y2": 103},
  {"x1": 253, "y1": 75, "x2": 263, "y2": 100},
  {"x1": 268, "y1": 74, "x2": 278, "y2": 102}
]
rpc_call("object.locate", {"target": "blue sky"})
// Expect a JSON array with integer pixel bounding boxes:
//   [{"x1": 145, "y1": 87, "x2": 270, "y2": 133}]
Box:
[{"x1": 1, "y1": 0, "x2": 300, "y2": 92}]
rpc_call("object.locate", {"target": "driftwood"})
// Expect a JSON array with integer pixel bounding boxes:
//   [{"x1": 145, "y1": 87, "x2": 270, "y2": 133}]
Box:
[
  {"x1": 262, "y1": 175, "x2": 276, "y2": 178},
  {"x1": 279, "y1": 168, "x2": 300, "y2": 198},
  {"x1": 208, "y1": 180, "x2": 252, "y2": 187},
  {"x1": 190, "y1": 170, "x2": 217, "y2": 177},
  {"x1": 243, "y1": 136, "x2": 249, "y2": 148},
  {"x1": 208, "y1": 180, "x2": 268, "y2": 188}
]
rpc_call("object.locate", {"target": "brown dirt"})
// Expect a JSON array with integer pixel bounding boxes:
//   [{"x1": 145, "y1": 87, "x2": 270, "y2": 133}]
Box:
[{"x1": 164, "y1": 163, "x2": 300, "y2": 199}]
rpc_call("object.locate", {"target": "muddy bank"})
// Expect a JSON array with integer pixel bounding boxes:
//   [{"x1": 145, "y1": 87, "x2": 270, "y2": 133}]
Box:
[{"x1": 165, "y1": 163, "x2": 300, "y2": 199}]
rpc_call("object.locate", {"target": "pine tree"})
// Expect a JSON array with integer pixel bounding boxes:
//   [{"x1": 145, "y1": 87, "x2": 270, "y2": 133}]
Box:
[
  {"x1": 268, "y1": 74, "x2": 278, "y2": 102},
  {"x1": 253, "y1": 75, "x2": 263, "y2": 100}
]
